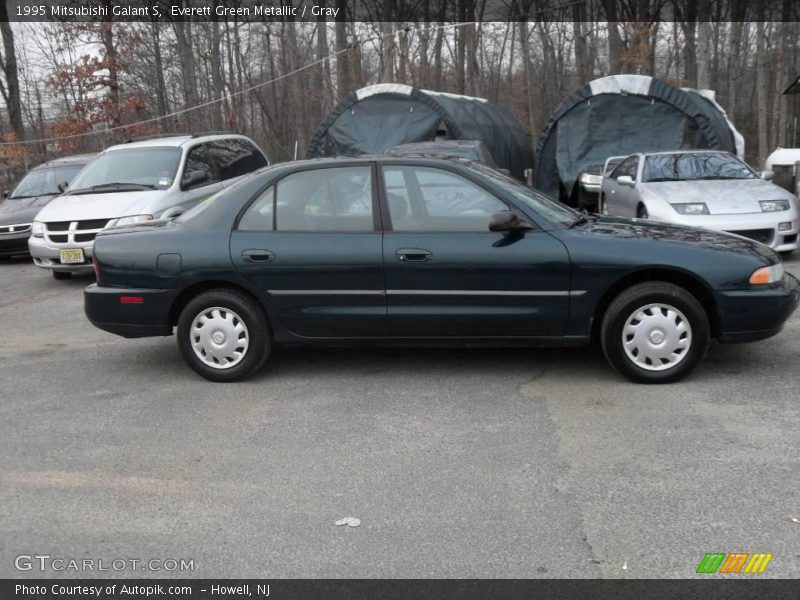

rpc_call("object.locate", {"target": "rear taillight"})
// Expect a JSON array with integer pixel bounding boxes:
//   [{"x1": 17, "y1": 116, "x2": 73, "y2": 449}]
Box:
[
  {"x1": 120, "y1": 296, "x2": 144, "y2": 304},
  {"x1": 92, "y1": 257, "x2": 100, "y2": 280}
]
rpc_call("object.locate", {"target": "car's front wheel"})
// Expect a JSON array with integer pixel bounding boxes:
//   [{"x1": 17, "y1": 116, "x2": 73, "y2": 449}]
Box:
[
  {"x1": 177, "y1": 289, "x2": 270, "y2": 382},
  {"x1": 601, "y1": 282, "x2": 710, "y2": 383}
]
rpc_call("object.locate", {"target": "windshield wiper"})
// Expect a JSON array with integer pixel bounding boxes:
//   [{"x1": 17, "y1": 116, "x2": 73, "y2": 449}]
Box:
[
  {"x1": 7, "y1": 194, "x2": 49, "y2": 199},
  {"x1": 69, "y1": 182, "x2": 157, "y2": 195}
]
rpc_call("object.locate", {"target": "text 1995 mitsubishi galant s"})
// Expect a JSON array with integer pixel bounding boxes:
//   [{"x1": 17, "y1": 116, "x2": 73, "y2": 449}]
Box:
[{"x1": 84, "y1": 157, "x2": 799, "y2": 383}]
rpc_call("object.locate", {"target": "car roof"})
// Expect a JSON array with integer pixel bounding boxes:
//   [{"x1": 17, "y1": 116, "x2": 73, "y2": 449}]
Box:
[
  {"x1": 277, "y1": 155, "x2": 477, "y2": 169},
  {"x1": 390, "y1": 140, "x2": 485, "y2": 150},
  {"x1": 102, "y1": 133, "x2": 254, "y2": 152},
  {"x1": 34, "y1": 153, "x2": 96, "y2": 169},
  {"x1": 639, "y1": 149, "x2": 731, "y2": 158}
]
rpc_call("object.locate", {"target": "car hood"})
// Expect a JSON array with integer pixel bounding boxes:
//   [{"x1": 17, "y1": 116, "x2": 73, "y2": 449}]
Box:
[
  {"x1": 33, "y1": 190, "x2": 165, "y2": 222},
  {"x1": 0, "y1": 194, "x2": 55, "y2": 224},
  {"x1": 639, "y1": 179, "x2": 794, "y2": 214},
  {"x1": 580, "y1": 215, "x2": 778, "y2": 261}
]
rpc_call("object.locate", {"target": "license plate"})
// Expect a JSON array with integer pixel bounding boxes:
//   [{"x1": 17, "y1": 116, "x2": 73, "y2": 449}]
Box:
[{"x1": 59, "y1": 248, "x2": 84, "y2": 264}]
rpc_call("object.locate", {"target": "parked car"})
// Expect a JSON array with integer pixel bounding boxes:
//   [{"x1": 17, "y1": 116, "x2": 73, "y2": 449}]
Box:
[
  {"x1": 30, "y1": 133, "x2": 268, "y2": 279},
  {"x1": 601, "y1": 150, "x2": 800, "y2": 253},
  {"x1": 385, "y1": 140, "x2": 503, "y2": 170},
  {"x1": 764, "y1": 147, "x2": 800, "y2": 195},
  {"x1": 84, "y1": 157, "x2": 798, "y2": 384},
  {"x1": 0, "y1": 154, "x2": 93, "y2": 257},
  {"x1": 575, "y1": 156, "x2": 625, "y2": 212}
]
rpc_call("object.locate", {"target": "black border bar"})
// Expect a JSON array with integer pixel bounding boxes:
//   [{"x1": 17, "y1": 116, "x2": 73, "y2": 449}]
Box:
[
  {"x1": 3, "y1": 579, "x2": 800, "y2": 600},
  {"x1": 4, "y1": 0, "x2": 800, "y2": 23}
]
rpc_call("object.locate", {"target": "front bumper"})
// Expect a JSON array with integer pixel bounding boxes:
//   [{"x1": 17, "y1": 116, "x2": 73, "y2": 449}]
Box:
[
  {"x1": 669, "y1": 213, "x2": 800, "y2": 252},
  {"x1": 0, "y1": 229, "x2": 31, "y2": 256},
  {"x1": 84, "y1": 284, "x2": 176, "y2": 338},
  {"x1": 715, "y1": 272, "x2": 800, "y2": 342},
  {"x1": 28, "y1": 236, "x2": 94, "y2": 272}
]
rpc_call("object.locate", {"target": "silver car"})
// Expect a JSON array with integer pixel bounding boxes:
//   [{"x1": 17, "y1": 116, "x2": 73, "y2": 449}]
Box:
[
  {"x1": 29, "y1": 133, "x2": 268, "y2": 279},
  {"x1": 600, "y1": 150, "x2": 800, "y2": 253}
]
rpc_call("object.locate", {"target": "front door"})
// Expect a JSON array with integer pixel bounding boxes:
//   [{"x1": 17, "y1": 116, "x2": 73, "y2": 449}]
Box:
[
  {"x1": 380, "y1": 165, "x2": 571, "y2": 338},
  {"x1": 230, "y1": 164, "x2": 386, "y2": 337}
]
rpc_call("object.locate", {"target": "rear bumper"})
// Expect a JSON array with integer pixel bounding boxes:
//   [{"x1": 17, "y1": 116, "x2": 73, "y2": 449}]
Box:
[
  {"x1": 715, "y1": 273, "x2": 800, "y2": 342},
  {"x1": 84, "y1": 284, "x2": 176, "y2": 338}
]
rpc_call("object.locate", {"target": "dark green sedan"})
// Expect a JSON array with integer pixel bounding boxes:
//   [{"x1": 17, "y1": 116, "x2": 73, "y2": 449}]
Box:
[{"x1": 84, "y1": 157, "x2": 799, "y2": 383}]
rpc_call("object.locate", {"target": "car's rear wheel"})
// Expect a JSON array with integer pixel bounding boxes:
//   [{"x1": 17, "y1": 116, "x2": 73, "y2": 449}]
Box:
[
  {"x1": 52, "y1": 271, "x2": 71, "y2": 280},
  {"x1": 636, "y1": 204, "x2": 649, "y2": 219},
  {"x1": 601, "y1": 282, "x2": 709, "y2": 383},
  {"x1": 177, "y1": 289, "x2": 270, "y2": 382}
]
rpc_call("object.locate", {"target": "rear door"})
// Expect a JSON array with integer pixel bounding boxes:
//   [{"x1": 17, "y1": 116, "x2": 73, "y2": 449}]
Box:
[
  {"x1": 380, "y1": 164, "x2": 570, "y2": 338},
  {"x1": 230, "y1": 164, "x2": 386, "y2": 337}
]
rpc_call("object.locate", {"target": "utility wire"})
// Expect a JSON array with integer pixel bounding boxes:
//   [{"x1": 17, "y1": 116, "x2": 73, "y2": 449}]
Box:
[{"x1": 0, "y1": 0, "x2": 584, "y2": 147}]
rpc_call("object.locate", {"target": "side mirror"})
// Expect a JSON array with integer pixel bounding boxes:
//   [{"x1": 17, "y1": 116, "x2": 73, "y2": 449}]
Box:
[
  {"x1": 56, "y1": 181, "x2": 69, "y2": 193},
  {"x1": 617, "y1": 175, "x2": 635, "y2": 187},
  {"x1": 181, "y1": 171, "x2": 209, "y2": 189},
  {"x1": 489, "y1": 210, "x2": 535, "y2": 233},
  {"x1": 760, "y1": 170, "x2": 775, "y2": 181}
]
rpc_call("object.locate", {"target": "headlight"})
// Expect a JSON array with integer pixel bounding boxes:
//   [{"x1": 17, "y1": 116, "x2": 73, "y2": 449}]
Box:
[
  {"x1": 671, "y1": 202, "x2": 709, "y2": 215},
  {"x1": 579, "y1": 173, "x2": 603, "y2": 186},
  {"x1": 759, "y1": 200, "x2": 790, "y2": 212},
  {"x1": 106, "y1": 214, "x2": 154, "y2": 228},
  {"x1": 31, "y1": 221, "x2": 44, "y2": 237},
  {"x1": 749, "y1": 263, "x2": 784, "y2": 285}
]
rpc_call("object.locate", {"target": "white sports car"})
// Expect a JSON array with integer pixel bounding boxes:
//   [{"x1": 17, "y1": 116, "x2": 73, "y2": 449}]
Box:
[{"x1": 600, "y1": 150, "x2": 800, "y2": 253}]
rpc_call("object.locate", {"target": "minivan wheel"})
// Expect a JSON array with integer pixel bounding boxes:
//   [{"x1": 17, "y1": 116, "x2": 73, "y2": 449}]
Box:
[
  {"x1": 601, "y1": 282, "x2": 709, "y2": 383},
  {"x1": 177, "y1": 289, "x2": 270, "y2": 382},
  {"x1": 52, "y1": 271, "x2": 72, "y2": 280}
]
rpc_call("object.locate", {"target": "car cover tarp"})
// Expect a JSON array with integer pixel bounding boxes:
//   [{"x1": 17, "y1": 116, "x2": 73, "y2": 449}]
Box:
[
  {"x1": 534, "y1": 75, "x2": 744, "y2": 198},
  {"x1": 307, "y1": 84, "x2": 534, "y2": 180}
]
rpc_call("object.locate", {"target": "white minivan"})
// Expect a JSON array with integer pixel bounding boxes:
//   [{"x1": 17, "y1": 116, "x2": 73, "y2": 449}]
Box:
[{"x1": 29, "y1": 133, "x2": 268, "y2": 279}]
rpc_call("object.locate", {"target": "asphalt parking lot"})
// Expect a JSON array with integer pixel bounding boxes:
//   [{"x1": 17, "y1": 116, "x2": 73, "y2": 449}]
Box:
[{"x1": 1, "y1": 256, "x2": 799, "y2": 579}]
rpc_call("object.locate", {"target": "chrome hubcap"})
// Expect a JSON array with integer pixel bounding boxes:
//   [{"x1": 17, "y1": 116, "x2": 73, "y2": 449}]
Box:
[
  {"x1": 622, "y1": 303, "x2": 692, "y2": 372},
  {"x1": 190, "y1": 306, "x2": 249, "y2": 370}
]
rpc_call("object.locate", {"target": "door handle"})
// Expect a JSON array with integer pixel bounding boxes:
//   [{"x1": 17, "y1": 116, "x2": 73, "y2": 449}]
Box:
[
  {"x1": 396, "y1": 248, "x2": 432, "y2": 262},
  {"x1": 241, "y1": 249, "x2": 275, "y2": 263}
]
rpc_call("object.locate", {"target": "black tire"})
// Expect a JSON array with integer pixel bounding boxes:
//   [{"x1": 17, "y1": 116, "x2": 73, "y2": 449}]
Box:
[
  {"x1": 636, "y1": 204, "x2": 649, "y2": 219},
  {"x1": 52, "y1": 270, "x2": 72, "y2": 280},
  {"x1": 177, "y1": 288, "x2": 270, "y2": 382},
  {"x1": 601, "y1": 282, "x2": 710, "y2": 384},
  {"x1": 577, "y1": 187, "x2": 599, "y2": 213}
]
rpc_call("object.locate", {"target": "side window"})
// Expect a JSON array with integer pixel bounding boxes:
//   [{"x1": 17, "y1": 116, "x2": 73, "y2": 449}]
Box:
[
  {"x1": 182, "y1": 144, "x2": 220, "y2": 189},
  {"x1": 612, "y1": 157, "x2": 639, "y2": 181},
  {"x1": 238, "y1": 186, "x2": 274, "y2": 231},
  {"x1": 239, "y1": 166, "x2": 374, "y2": 232},
  {"x1": 208, "y1": 139, "x2": 268, "y2": 181},
  {"x1": 383, "y1": 166, "x2": 506, "y2": 232}
]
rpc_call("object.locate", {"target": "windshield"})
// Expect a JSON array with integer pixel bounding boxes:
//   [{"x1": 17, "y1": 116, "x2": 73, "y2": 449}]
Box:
[
  {"x1": 643, "y1": 153, "x2": 756, "y2": 183},
  {"x1": 68, "y1": 147, "x2": 181, "y2": 192},
  {"x1": 467, "y1": 163, "x2": 578, "y2": 226},
  {"x1": 10, "y1": 164, "x2": 84, "y2": 198}
]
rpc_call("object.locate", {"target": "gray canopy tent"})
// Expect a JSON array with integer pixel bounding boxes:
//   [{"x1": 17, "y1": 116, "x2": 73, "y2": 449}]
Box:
[
  {"x1": 534, "y1": 74, "x2": 745, "y2": 200},
  {"x1": 307, "y1": 84, "x2": 534, "y2": 180}
]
